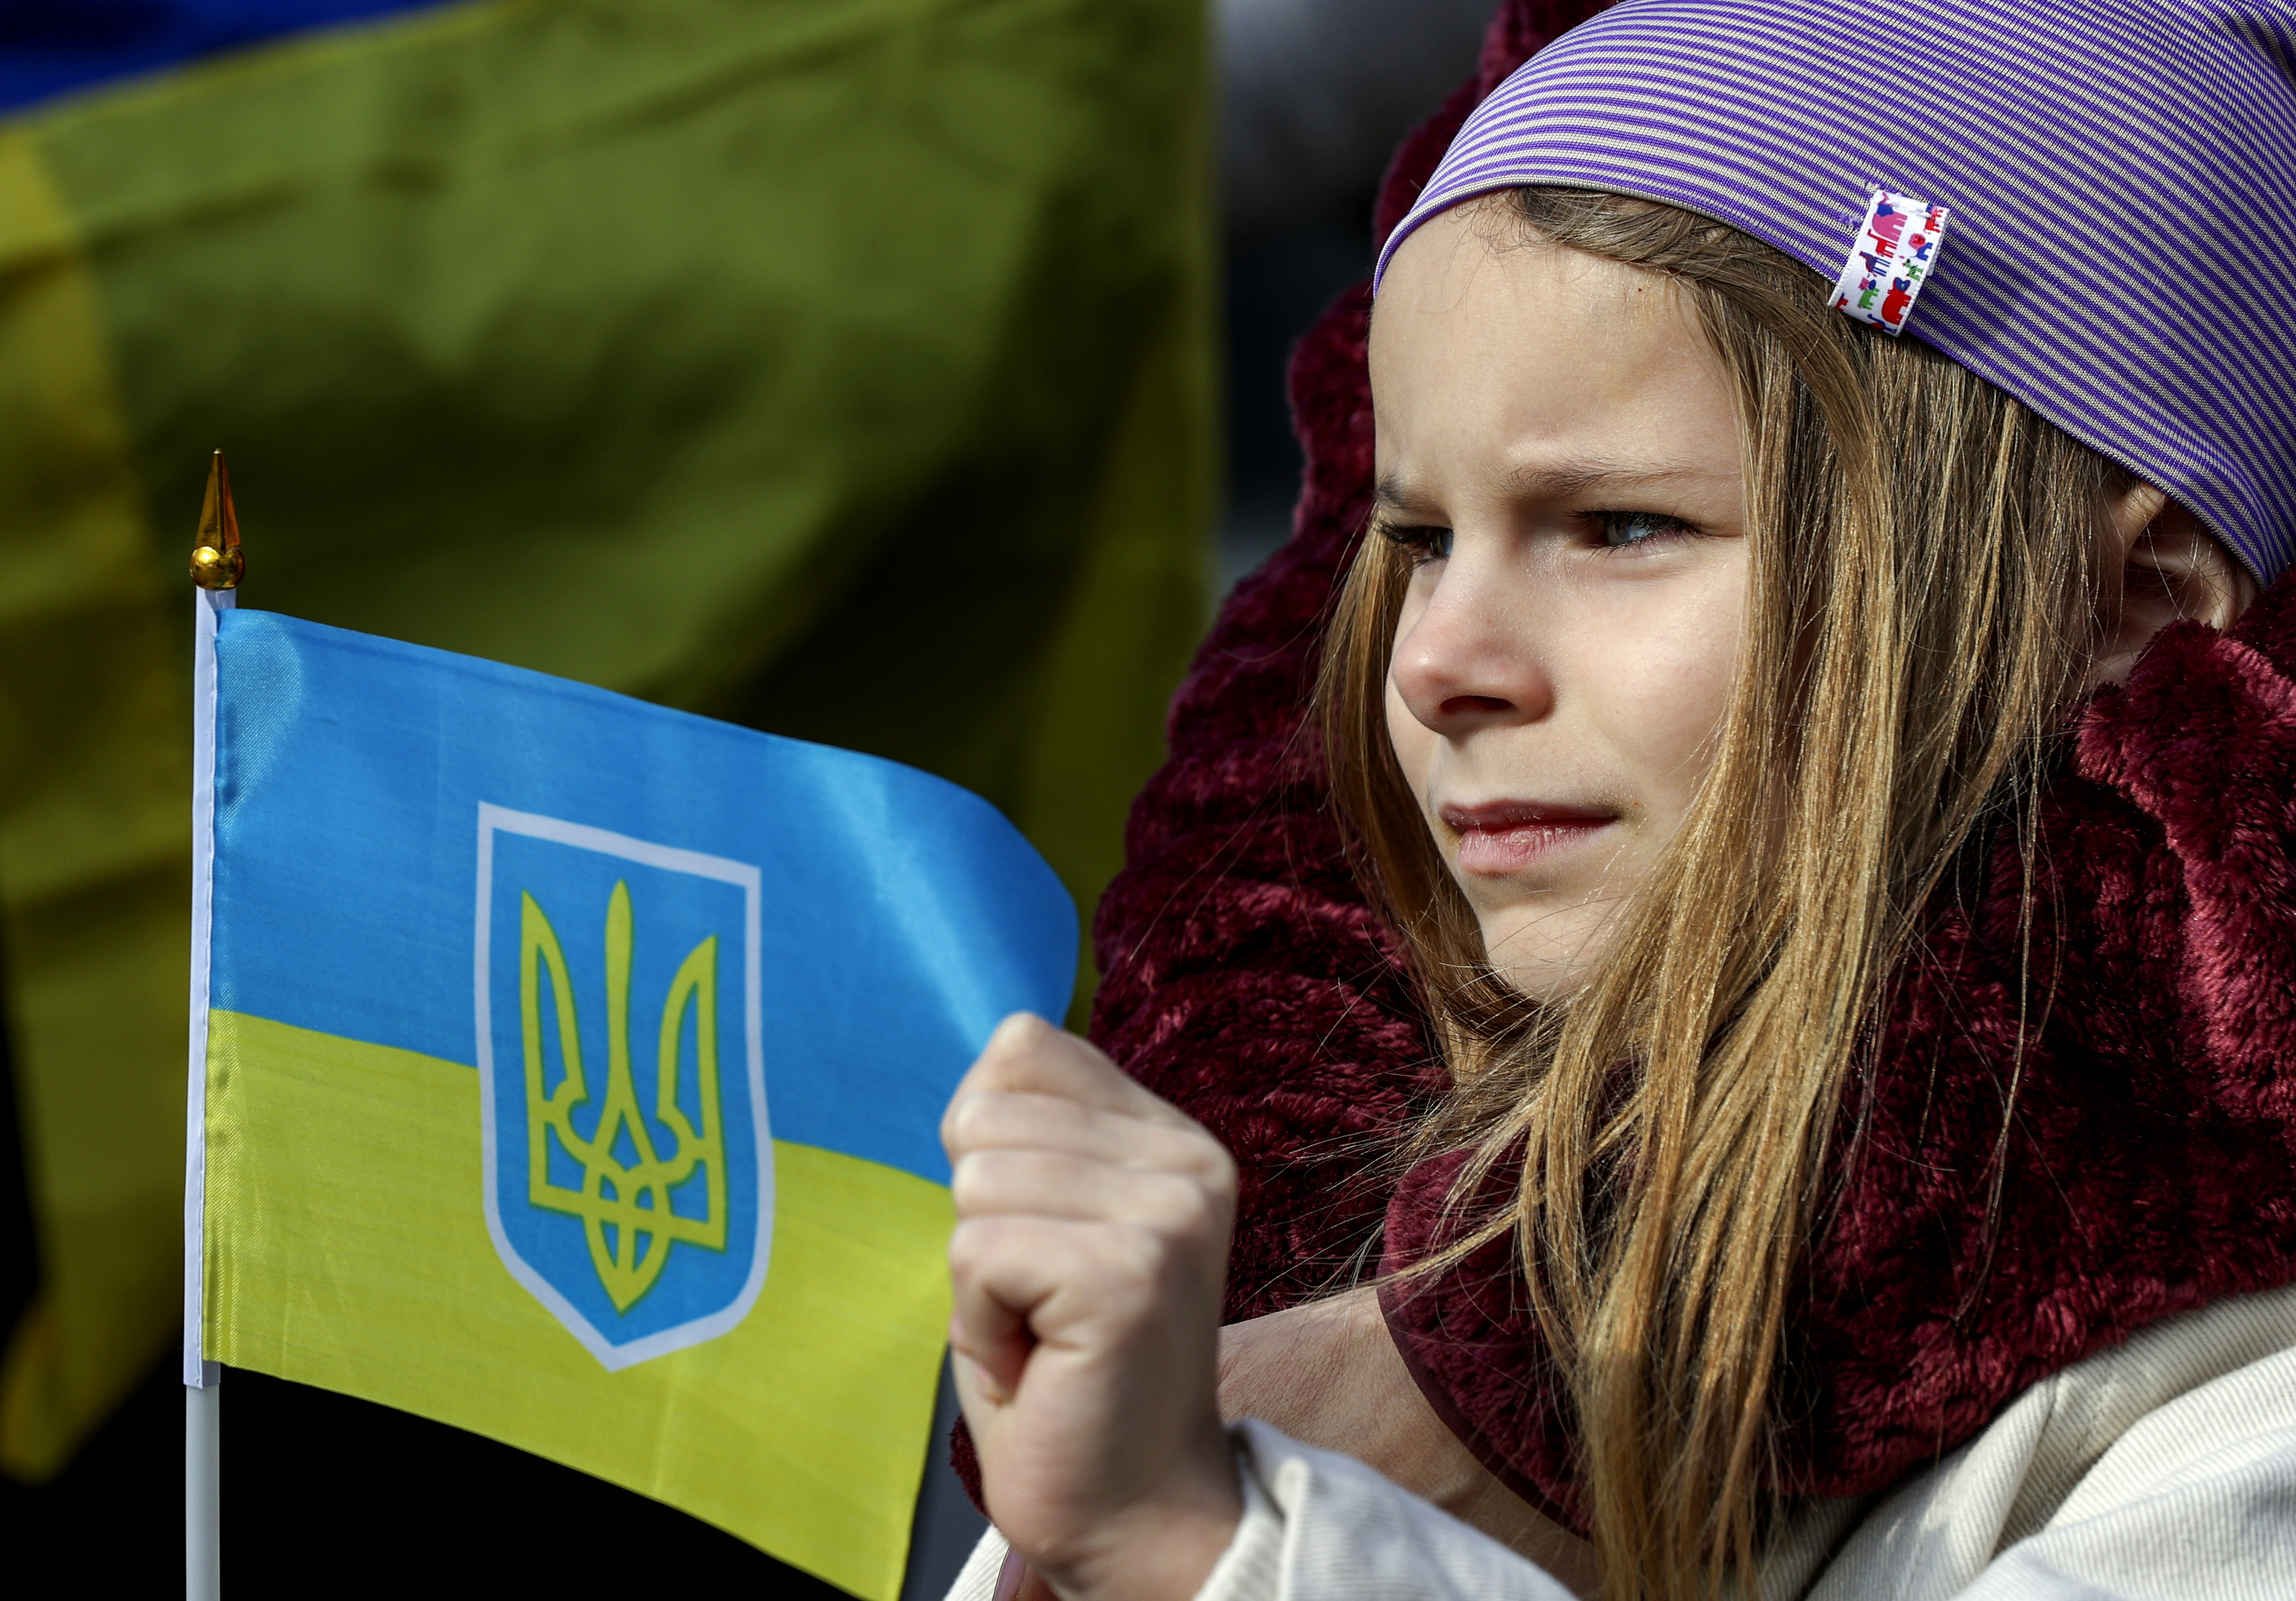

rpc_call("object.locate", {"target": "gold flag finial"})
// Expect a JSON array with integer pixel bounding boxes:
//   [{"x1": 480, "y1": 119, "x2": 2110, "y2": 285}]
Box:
[{"x1": 190, "y1": 451, "x2": 243, "y2": 590}]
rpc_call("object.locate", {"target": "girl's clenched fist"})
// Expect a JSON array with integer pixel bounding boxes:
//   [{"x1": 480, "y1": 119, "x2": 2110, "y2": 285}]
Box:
[{"x1": 942, "y1": 1013, "x2": 1240, "y2": 1601}]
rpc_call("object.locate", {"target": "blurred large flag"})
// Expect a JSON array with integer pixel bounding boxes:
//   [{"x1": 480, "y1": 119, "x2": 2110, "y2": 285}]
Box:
[
  {"x1": 0, "y1": 0, "x2": 1210, "y2": 1477},
  {"x1": 189, "y1": 596, "x2": 1074, "y2": 1597}
]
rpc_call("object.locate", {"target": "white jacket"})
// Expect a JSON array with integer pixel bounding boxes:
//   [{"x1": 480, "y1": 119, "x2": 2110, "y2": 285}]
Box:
[{"x1": 947, "y1": 1281, "x2": 2296, "y2": 1599}]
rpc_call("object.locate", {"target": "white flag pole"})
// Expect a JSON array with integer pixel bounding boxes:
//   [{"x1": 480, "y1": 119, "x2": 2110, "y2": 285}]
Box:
[
  {"x1": 186, "y1": 453, "x2": 240, "y2": 1601},
  {"x1": 186, "y1": 1380, "x2": 219, "y2": 1598}
]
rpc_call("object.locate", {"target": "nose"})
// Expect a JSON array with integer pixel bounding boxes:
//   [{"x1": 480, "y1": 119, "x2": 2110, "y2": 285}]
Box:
[{"x1": 1388, "y1": 546, "x2": 1556, "y2": 736}]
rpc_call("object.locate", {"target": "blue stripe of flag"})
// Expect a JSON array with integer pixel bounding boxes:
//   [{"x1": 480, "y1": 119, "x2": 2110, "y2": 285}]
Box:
[{"x1": 0, "y1": 0, "x2": 454, "y2": 116}]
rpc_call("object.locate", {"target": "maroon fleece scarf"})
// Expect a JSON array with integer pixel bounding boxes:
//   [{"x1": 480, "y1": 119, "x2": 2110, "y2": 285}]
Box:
[{"x1": 961, "y1": 0, "x2": 2296, "y2": 1529}]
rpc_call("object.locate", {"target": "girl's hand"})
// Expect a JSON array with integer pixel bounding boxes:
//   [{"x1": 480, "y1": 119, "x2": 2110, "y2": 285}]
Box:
[{"x1": 943, "y1": 1014, "x2": 1242, "y2": 1601}]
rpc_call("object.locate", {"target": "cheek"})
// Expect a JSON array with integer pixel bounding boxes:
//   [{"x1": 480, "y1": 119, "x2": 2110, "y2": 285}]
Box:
[
  {"x1": 1384, "y1": 671, "x2": 1438, "y2": 805},
  {"x1": 1591, "y1": 585, "x2": 1742, "y2": 806},
  {"x1": 1382, "y1": 581, "x2": 1442, "y2": 806}
]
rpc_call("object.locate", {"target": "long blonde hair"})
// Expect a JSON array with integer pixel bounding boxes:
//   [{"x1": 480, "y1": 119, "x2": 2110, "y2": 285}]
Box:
[{"x1": 1319, "y1": 189, "x2": 2113, "y2": 1600}]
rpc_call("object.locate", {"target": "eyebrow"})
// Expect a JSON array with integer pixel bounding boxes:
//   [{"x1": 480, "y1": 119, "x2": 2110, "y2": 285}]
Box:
[{"x1": 1374, "y1": 460, "x2": 1713, "y2": 513}]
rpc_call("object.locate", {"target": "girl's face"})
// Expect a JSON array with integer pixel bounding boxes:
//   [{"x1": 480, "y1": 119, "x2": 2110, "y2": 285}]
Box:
[{"x1": 1370, "y1": 207, "x2": 1748, "y2": 1000}]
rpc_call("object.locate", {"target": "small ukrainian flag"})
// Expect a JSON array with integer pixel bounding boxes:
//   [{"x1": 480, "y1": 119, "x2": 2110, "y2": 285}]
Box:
[{"x1": 183, "y1": 557, "x2": 1073, "y2": 1596}]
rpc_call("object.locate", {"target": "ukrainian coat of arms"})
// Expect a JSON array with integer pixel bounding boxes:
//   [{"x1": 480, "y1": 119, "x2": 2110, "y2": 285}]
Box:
[{"x1": 474, "y1": 804, "x2": 773, "y2": 1368}]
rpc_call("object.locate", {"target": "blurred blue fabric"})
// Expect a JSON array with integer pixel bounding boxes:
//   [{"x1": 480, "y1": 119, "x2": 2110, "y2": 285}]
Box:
[{"x1": 0, "y1": 0, "x2": 449, "y2": 112}]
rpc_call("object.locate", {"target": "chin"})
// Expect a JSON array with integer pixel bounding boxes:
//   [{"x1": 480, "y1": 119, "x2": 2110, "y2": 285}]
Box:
[{"x1": 1474, "y1": 902, "x2": 1616, "y2": 991}]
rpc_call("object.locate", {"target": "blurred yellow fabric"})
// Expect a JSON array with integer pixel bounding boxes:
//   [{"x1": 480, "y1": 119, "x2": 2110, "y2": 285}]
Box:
[{"x1": 0, "y1": 127, "x2": 190, "y2": 1481}]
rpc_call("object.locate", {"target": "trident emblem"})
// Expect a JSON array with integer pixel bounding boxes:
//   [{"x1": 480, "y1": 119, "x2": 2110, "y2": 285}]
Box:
[{"x1": 519, "y1": 880, "x2": 726, "y2": 1311}]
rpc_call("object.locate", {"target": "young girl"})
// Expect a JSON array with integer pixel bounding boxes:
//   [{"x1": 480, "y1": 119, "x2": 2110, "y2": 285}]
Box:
[{"x1": 940, "y1": 0, "x2": 2296, "y2": 1596}]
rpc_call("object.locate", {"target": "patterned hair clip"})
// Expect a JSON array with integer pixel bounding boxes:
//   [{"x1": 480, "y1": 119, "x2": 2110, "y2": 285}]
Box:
[{"x1": 1830, "y1": 189, "x2": 1950, "y2": 335}]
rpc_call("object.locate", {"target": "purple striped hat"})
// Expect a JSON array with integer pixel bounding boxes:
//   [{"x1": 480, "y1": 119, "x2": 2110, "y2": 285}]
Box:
[{"x1": 1374, "y1": 0, "x2": 2296, "y2": 582}]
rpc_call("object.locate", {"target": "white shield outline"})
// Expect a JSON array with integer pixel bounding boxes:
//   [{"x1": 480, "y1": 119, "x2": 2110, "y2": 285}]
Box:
[{"x1": 474, "y1": 802, "x2": 773, "y2": 1369}]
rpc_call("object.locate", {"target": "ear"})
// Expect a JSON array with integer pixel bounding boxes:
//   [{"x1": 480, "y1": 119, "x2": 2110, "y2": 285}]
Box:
[{"x1": 2091, "y1": 484, "x2": 2259, "y2": 689}]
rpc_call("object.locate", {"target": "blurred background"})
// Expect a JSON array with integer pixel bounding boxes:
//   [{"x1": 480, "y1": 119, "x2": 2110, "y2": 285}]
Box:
[{"x1": 0, "y1": 0, "x2": 1494, "y2": 1590}]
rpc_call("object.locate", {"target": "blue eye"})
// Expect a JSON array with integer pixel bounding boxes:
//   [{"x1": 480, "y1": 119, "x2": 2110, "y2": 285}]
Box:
[
  {"x1": 1380, "y1": 522, "x2": 1453, "y2": 562},
  {"x1": 1597, "y1": 510, "x2": 1690, "y2": 548}
]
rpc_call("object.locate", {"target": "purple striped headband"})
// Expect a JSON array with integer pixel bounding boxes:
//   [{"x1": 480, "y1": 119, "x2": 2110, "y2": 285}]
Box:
[{"x1": 1374, "y1": 0, "x2": 2296, "y2": 583}]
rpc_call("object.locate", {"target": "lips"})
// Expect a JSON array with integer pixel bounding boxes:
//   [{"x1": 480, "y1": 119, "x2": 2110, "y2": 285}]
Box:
[{"x1": 1439, "y1": 800, "x2": 1618, "y2": 874}]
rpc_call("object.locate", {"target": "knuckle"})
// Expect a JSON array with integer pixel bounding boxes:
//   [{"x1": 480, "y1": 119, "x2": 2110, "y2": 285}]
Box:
[
  {"x1": 943, "y1": 1090, "x2": 995, "y2": 1153},
  {"x1": 949, "y1": 1213, "x2": 1043, "y2": 1278},
  {"x1": 951, "y1": 1148, "x2": 1038, "y2": 1209},
  {"x1": 973, "y1": 1013, "x2": 1050, "y2": 1086},
  {"x1": 1144, "y1": 1172, "x2": 1210, "y2": 1235},
  {"x1": 1097, "y1": 1214, "x2": 1155, "y2": 1267},
  {"x1": 948, "y1": 1152, "x2": 990, "y2": 1211},
  {"x1": 948, "y1": 1091, "x2": 1049, "y2": 1155},
  {"x1": 1108, "y1": 1222, "x2": 1173, "y2": 1290},
  {"x1": 985, "y1": 1011, "x2": 1046, "y2": 1057},
  {"x1": 1125, "y1": 1165, "x2": 1221, "y2": 1234},
  {"x1": 1189, "y1": 1136, "x2": 1238, "y2": 1193},
  {"x1": 948, "y1": 1093, "x2": 983, "y2": 1141},
  {"x1": 1210, "y1": 1144, "x2": 1238, "y2": 1188},
  {"x1": 946, "y1": 1218, "x2": 997, "y2": 1278}
]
